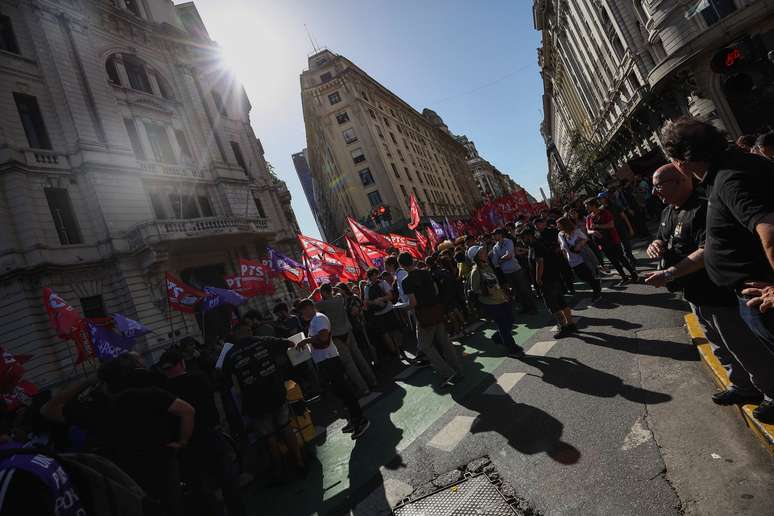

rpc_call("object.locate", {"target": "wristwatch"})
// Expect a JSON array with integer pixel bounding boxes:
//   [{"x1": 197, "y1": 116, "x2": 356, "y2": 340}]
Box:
[{"x1": 663, "y1": 269, "x2": 674, "y2": 282}]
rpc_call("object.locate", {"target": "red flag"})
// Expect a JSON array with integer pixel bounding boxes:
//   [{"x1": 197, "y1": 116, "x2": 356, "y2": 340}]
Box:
[
  {"x1": 69, "y1": 319, "x2": 93, "y2": 364},
  {"x1": 347, "y1": 216, "x2": 393, "y2": 250},
  {"x1": 239, "y1": 259, "x2": 275, "y2": 295},
  {"x1": 298, "y1": 234, "x2": 346, "y2": 257},
  {"x1": 339, "y1": 256, "x2": 361, "y2": 282},
  {"x1": 224, "y1": 274, "x2": 256, "y2": 298},
  {"x1": 346, "y1": 235, "x2": 374, "y2": 273},
  {"x1": 165, "y1": 273, "x2": 205, "y2": 313},
  {"x1": 414, "y1": 230, "x2": 428, "y2": 254},
  {"x1": 42, "y1": 288, "x2": 83, "y2": 340},
  {"x1": 408, "y1": 193, "x2": 421, "y2": 230},
  {"x1": 389, "y1": 234, "x2": 422, "y2": 259},
  {"x1": 425, "y1": 226, "x2": 439, "y2": 253}
]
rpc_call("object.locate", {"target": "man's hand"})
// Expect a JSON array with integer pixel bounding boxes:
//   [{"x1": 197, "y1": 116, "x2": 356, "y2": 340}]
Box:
[
  {"x1": 647, "y1": 240, "x2": 665, "y2": 259},
  {"x1": 644, "y1": 270, "x2": 670, "y2": 288},
  {"x1": 741, "y1": 281, "x2": 774, "y2": 313}
]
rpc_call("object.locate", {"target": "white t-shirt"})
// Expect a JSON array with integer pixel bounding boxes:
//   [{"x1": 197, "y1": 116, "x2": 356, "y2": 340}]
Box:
[
  {"x1": 307, "y1": 312, "x2": 339, "y2": 363},
  {"x1": 558, "y1": 229, "x2": 587, "y2": 268},
  {"x1": 395, "y1": 268, "x2": 409, "y2": 304}
]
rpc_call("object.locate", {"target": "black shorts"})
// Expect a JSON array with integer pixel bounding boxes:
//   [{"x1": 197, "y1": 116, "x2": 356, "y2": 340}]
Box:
[{"x1": 541, "y1": 279, "x2": 568, "y2": 313}]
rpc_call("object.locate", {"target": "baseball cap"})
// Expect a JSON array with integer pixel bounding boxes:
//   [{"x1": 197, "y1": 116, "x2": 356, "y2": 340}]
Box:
[
  {"x1": 467, "y1": 245, "x2": 484, "y2": 262},
  {"x1": 597, "y1": 192, "x2": 609, "y2": 199}
]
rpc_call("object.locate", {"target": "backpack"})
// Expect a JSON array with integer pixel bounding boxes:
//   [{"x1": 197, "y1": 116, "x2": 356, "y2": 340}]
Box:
[{"x1": 0, "y1": 447, "x2": 152, "y2": 516}]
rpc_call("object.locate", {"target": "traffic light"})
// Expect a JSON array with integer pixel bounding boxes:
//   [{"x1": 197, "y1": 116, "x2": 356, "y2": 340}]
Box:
[{"x1": 370, "y1": 205, "x2": 392, "y2": 224}]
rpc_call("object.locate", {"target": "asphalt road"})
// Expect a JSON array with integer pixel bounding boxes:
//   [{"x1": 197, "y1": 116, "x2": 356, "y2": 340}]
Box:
[{"x1": 246, "y1": 260, "x2": 774, "y2": 515}]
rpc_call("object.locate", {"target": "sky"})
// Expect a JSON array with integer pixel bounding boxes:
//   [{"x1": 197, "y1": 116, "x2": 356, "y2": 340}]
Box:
[{"x1": 186, "y1": 0, "x2": 548, "y2": 239}]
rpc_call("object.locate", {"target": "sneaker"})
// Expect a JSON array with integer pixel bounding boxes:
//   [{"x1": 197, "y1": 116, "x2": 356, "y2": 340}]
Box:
[
  {"x1": 553, "y1": 327, "x2": 571, "y2": 339},
  {"x1": 413, "y1": 358, "x2": 431, "y2": 368},
  {"x1": 711, "y1": 389, "x2": 763, "y2": 406},
  {"x1": 564, "y1": 323, "x2": 578, "y2": 333},
  {"x1": 630, "y1": 274, "x2": 640, "y2": 284},
  {"x1": 591, "y1": 292, "x2": 602, "y2": 303},
  {"x1": 440, "y1": 374, "x2": 458, "y2": 388},
  {"x1": 752, "y1": 400, "x2": 774, "y2": 424},
  {"x1": 342, "y1": 421, "x2": 355, "y2": 434},
  {"x1": 507, "y1": 348, "x2": 525, "y2": 359},
  {"x1": 351, "y1": 419, "x2": 371, "y2": 439},
  {"x1": 614, "y1": 278, "x2": 630, "y2": 287}
]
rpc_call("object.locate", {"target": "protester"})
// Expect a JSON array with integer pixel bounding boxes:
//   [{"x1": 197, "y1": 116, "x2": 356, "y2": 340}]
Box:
[
  {"x1": 363, "y1": 268, "x2": 406, "y2": 361},
  {"x1": 400, "y1": 252, "x2": 463, "y2": 387},
  {"x1": 557, "y1": 216, "x2": 601, "y2": 302},
  {"x1": 221, "y1": 324, "x2": 304, "y2": 473},
  {"x1": 468, "y1": 245, "x2": 525, "y2": 357},
  {"x1": 491, "y1": 227, "x2": 538, "y2": 313},
  {"x1": 643, "y1": 164, "x2": 771, "y2": 410},
  {"x1": 312, "y1": 283, "x2": 378, "y2": 396},
  {"x1": 159, "y1": 349, "x2": 245, "y2": 516},
  {"x1": 297, "y1": 300, "x2": 370, "y2": 439},
  {"x1": 659, "y1": 116, "x2": 774, "y2": 422},
  {"x1": 535, "y1": 217, "x2": 576, "y2": 295},
  {"x1": 597, "y1": 191, "x2": 638, "y2": 267},
  {"x1": 585, "y1": 197, "x2": 639, "y2": 286},
  {"x1": 753, "y1": 132, "x2": 774, "y2": 160},
  {"x1": 736, "y1": 134, "x2": 757, "y2": 152}
]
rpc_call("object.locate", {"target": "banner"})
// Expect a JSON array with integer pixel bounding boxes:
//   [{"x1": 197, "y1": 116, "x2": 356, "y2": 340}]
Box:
[
  {"x1": 426, "y1": 226, "x2": 440, "y2": 252},
  {"x1": 239, "y1": 259, "x2": 275, "y2": 295},
  {"x1": 42, "y1": 288, "x2": 82, "y2": 339},
  {"x1": 389, "y1": 234, "x2": 423, "y2": 259},
  {"x1": 268, "y1": 247, "x2": 306, "y2": 284},
  {"x1": 165, "y1": 273, "x2": 205, "y2": 313},
  {"x1": 111, "y1": 313, "x2": 151, "y2": 339},
  {"x1": 444, "y1": 217, "x2": 458, "y2": 240},
  {"x1": 414, "y1": 230, "x2": 428, "y2": 253},
  {"x1": 202, "y1": 286, "x2": 248, "y2": 313},
  {"x1": 429, "y1": 218, "x2": 445, "y2": 240},
  {"x1": 87, "y1": 321, "x2": 136, "y2": 361},
  {"x1": 339, "y1": 255, "x2": 361, "y2": 282},
  {"x1": 346, "y1": 235, "x2": 374, "y2": 273},
  {"x1": 408, "y1": 193, "x2": 421, "y2": 230},
  {"x1": 347, "y1": 216, "x2": 393, "y2": 250}
]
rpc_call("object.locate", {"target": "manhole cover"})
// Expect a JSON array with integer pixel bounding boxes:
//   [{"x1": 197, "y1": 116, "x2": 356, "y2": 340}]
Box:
[{"x1": 394, "y1": 474, "x2": 518, "y2": 516}]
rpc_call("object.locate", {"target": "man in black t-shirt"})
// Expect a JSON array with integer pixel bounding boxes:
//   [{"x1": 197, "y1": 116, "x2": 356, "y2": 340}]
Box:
[
  {"x1": 160, "y1": 350, "x2": 245, "y2": 516},
  {"x1": 521, "y1": 226, "x2": 577, "y2": 338},
  {"x1": 399, "y1": 252, "x2": 463, "y2": 388},
  {"x1": 659, "y1": 117, "x2": 774, "y2": 422},
  {"x1": 222, "y1": 324, "x2": 304, "y2": 470},
  {"x1": 644, "y1": 164, "x2": 771, "y2": 409}
]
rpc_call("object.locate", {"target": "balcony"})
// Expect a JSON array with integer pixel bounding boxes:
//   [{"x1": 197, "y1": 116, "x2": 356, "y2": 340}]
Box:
[{"x1": 127, "y1": 216, "x2": 272, "y2": 254}]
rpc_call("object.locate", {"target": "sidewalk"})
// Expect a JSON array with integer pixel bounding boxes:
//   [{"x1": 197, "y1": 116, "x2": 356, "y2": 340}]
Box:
[{"x1": 684, "y1": 313, "x2": 774, "y2": 452}]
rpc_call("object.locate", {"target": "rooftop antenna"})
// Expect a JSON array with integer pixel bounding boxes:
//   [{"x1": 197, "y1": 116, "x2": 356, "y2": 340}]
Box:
[{"x1": 304, "y1": 24, "x2": 319, "y2": 53}]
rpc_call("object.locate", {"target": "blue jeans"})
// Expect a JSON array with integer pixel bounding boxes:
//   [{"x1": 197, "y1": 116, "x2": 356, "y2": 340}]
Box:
[
  {"x1": 482, "y1": 302, "x2": 522, "y2": 353},
  {"x1": 738, "y1": 295, "x2": 774, "y2": 355}
]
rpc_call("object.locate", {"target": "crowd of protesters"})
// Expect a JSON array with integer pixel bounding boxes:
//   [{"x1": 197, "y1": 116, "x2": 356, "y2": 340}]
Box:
[{"x1": 1, "y1": 120, "x2": 773, "y2": 515}]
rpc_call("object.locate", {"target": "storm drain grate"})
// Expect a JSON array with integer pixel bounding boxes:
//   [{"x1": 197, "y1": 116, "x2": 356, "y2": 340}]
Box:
[{"x1": 393, "y1": 474, "x2": 518, "y2": 516}]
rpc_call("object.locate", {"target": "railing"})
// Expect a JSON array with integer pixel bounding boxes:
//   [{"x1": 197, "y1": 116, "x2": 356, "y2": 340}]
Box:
[
  {"x1": 19, "y1": 149, "x2": 69, "y2": 169},
  {"x1": 127, "y1": 216, "x2": 271, "y2": 250},
  {"x1": 139, "y1": 161, "x2": 204, "y2": 178}
]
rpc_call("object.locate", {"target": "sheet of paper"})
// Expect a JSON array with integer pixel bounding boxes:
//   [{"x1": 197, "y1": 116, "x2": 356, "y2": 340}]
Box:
[{"x1": 287, "y1": 332, "x2": 311, "y2": 366}]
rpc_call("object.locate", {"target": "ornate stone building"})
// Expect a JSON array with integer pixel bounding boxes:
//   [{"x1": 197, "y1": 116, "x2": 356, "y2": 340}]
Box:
[
  {"x1": 534, "y1": 0, "x2": 774, "y2": 196},
  {"x1": 0, "y1": 0, "x2": 299, "y2": 387},
  {"x1": 456, "y1": 135, "x2": 532, "y2": 203},
  {"x1": 300, "y1": 49, "x2": 479, "y2": 240}
]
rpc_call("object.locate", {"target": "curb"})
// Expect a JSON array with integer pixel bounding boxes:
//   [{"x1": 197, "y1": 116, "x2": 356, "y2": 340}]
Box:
[{"x1": 684, "y1": 313, "x2": 774, "y2": 452}]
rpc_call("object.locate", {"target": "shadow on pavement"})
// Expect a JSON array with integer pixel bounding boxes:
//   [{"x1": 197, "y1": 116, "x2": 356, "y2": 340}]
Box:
[
  {"x1": 576, "y1": 316, "x2": 643, "y2": 331},
  {"x1": 519, "y1": 355, "x2": 672, "y2": 404},
  {"x1": 575, "y1": 330, "x2": 699, "y2": 362}
]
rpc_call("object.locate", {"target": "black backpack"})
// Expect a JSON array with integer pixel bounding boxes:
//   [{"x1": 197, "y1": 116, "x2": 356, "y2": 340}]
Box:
[{"x1": 0, "y1": 447, "x2": 154, "y2": 516}]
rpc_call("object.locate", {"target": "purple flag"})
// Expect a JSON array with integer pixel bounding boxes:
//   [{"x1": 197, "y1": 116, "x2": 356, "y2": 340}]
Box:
[
  {"x1": 111, "y1": 313, "x2": 151, "y2": 338},
  {"x1": 268, "y1": 246, "x2": 305, "y2": 283},
  {"x1": 444, "y1": 217, "x2": 458, "y2": 240},
  {"x1": 87, "y1": 322, "x2": 136, "y2": 360},
  {"x1": 202, "y1": 286, "x2": 247, "y2": 313},
  {"x1": 429, "y1": 218, "x2": 445, "y2": 240}
]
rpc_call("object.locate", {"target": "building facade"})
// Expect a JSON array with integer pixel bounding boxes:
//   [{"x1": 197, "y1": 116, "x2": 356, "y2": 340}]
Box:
[
  {"x1": 534, "y1": 0, "x2": 774, "y2": 197},
  {"x1": 300, "y1": 49, "x2": 479, "y2": 240},
  {"x1": 291, "y1": 148, "x2": 326, "y2": 240},
  {"x1": 0, "y1": 0, "x2": 299, "y2": 387},
  {"x1": 456, "y1": 135, "x2": 530, "y2": 202}
]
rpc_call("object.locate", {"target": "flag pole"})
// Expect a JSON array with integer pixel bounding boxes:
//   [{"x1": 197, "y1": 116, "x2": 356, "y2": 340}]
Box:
[{"x1": 164, "y1": 276, "x2": 176, "y2": 337}]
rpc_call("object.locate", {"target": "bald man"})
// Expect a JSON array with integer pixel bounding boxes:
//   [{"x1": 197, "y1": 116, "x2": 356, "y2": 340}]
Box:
[{"x1": 645, "y1": 164, "x2": 774, "y2": 414}]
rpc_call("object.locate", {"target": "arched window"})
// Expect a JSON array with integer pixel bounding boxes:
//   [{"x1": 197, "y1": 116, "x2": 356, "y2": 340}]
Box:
[{"x1": 105, "y1": 53, "x2": 174, "y2": 99}]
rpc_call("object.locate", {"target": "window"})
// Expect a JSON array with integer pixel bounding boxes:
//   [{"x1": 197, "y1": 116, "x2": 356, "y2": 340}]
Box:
[
  {"x1": 124, "y1": 119, "x2": 145, "y2": 159},
  {"x1": 320, "y1": 72, "x2": 332, "y2": 83},
  {"x1": 375, "y1": 124, "x2": 383, "y2": 138},
  {"x1": 342, "y1": 128, "x2": 357, "y2": 144},
  {"x1": 106, "y1": 56, "x2": 121, "y2": 85},
  {"x1": 124, "y1": 0, "x2": 144, "y2": 17},
  {"x1": 212, "y1": 90, "x2": 227, "y2": 116},
  {"x1": 701, "y1": 0, "x2": 736, "y2": 25},
  {"x1": 400, "y1": 185, "x2": 407, "y2": 197},
  {"x1": 397, "y1": 149, "x2": 405, "y2": 161},
  {"x1": 369, "y1": 109, "x2": 376, "y2": 119},
  {"x1": 336, "y1": 111, "x2": 350, "y2": 124},
  {"x1": 143, "y1": 123, "x2": 176, "y2": 163},
  {"x1": 389, "y1": 132, "x2": 397, "y2": 144},
  {"x1": 417, "y1": 171, "x2": 424, "y2": 184},
  {"x1": 14, "y1": 93, "x2": 51, "y2": 150},
  {"x1": 0, "y1": 15, "x2": 20, "y2": 54},
  {"x1": 80, "y1": 295, "x2": 106, "y2": 318},
  {"x1": 328, "y1": 92, "x2": 341, "y2": 105},
  {"x1": 391, "y1": 163, "x2": 400, "y2": 179},
  {"x1": 123, "y1": 55, "x2": 152, "y2": 94},
  {"x1": 367, "y1": 190, "x2": 382, "y2": 207},
  {"x1": 383, "y1": 117, "x2": 390, "y2": 128},
  {"x1": 397, "y1": 125, "x2": 402, "y2": 135},
  {"x1": 351, "y1": 148, "x2": 365, "y2": 164},
  {"x1": 253, "y1": 195, "x2": 267, "y2": 218},
  {"x1": 404, "y1": 167, "x2": 412, "y2": 181},
  {"x1": 45, "y1": 187, "x2": 82, "y2": 245},
  {"x1": 175, "y1": 129, "x2": 193, "y2": 162},
  {"x1": 361, "y1": 91, "x2": 369, "y2": 101},
  {"x1": 315, "y1": 57, "x2": 328, "y2": 66},
  {"x1": 149, "y1": 191, "x2": 167, "y2": 219},
  {"x1": 168, "y1": 193, "x2": 200, "y2": 219},
  {"x1": 359, "y1": 168, "x2": 374, "y2": 186},
  {"x1": 230, "y1": 141, "x2": 247, "y2": 170},
  {"x1": 198, "y1": 195, "x2": 214, "y2": 217}
]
